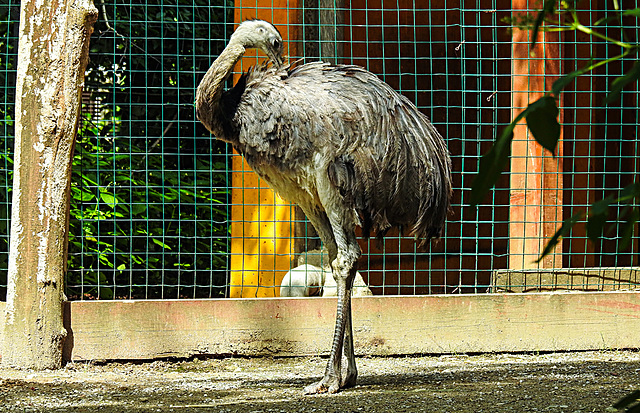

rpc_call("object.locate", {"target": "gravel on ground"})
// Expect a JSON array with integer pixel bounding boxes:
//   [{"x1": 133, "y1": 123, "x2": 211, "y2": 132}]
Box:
[{"x1": 1, "y1": 350, "x2": 639, "y2": 412}]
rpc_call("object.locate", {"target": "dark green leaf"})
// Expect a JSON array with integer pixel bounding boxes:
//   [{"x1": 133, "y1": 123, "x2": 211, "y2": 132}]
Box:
[
  {"x1": 99, "y1": 192, "x2": 119, "y2": 208},
  {"x1": 536, "y1": 212, "x2": 583, "y2": 263},
  {"x1": 131, "y1": 203, "x2": 147, "y2": 215},
  {"x1": 619, "y1": 181, "x2": 640, "y2": 203},
  {"x1": 71, "y1": 187, "x2": 96, "y2": 202},
  {"x1": 604, "y1": 60, "x2": 640, "y2": 105},
  {"x1": 623, "y1": 8, "x2": 640, "y2": 18},
  {"x1": 594, "y1": 14, "x2": 620, "y2": 27},
  {"x1": 525, "y1": 96, "x2": 560, "y2": 155},
  {"x1": 99, "y1": 287, "x2": 114, "y2": 300},
  {"x1": 585, "y1": 197, "x2": 614, "y2": 242},
  {"x1": 591, "y1": 196, "x2": 614, "y2": 215},
  {"x1": 620, "y1": 207, "x2": 639, "y2": 250},
  {"x1": 469, "y1": 125, "x2": 513, "y2": 207},
  {"x1": 613, "y1": 390, "x2": 640, "y2": 409},
  {"x1": 552, "y1": 68, "x2": 586, "y2": 96},
  {"x1": 470, "y1": 106, "x2": 537, "y2": 206},
  {"x1": 152, "y1": 238, "x2": 172, "y2": 250},
  {"x1": 531, "y1": 0, "x2": 557, "y2": 47}
]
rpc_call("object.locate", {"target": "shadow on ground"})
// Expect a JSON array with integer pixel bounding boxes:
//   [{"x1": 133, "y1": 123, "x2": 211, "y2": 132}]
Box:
[{"x1": 1, "y1": 351, "x2": 638, "y2": 412}]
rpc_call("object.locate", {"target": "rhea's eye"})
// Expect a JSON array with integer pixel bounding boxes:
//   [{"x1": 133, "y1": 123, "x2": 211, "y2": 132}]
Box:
[{"x1": 272, "y1": 39, "x2": 281, "y2": 49}]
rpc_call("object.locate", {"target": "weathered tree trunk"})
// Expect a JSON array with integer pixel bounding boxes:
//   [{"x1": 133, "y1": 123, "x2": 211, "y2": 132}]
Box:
[{"x1": 1, "y1": 0, "x2": 97, "y2": 369}]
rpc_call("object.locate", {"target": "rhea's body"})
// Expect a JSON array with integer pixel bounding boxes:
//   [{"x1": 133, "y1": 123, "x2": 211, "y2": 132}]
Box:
[{"x1": 196, "y1": 19, "x2": 451, "y2": 394}]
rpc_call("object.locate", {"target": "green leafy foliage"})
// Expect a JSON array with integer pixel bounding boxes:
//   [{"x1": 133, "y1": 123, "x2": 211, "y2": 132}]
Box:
[
  {"x1": 551, "y1": 66, "x2": 587, "y2": 97},
  {"x1": 470, "y1": 96, "x2": 560, "y2": 206},
  {"x1": 536, "y1": 183, "x2": 640, "y2": 263},
  {"x1": 535, "y1": 212, "x2": 581, "y2": 263},
  {"x1": 0, "y1": 4, "x2": 18, "y2": 300},
  {"x1": 623, "y1": 8, "x2": 640, "y2": 18},
  {"x1": 0, "y1": 1, "x2": 234, "y2": 300},
  {"x1": 470, "y1": 111, "x2": 518, "y2": 206},
  {"x1": 472, "y1": 2, "x2": 640, "y2": 260},
  {"x1": 65, "y1": 0, "x2": 235, "y2": 300}
]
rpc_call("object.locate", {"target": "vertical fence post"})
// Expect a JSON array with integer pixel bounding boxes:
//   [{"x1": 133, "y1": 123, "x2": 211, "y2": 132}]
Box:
[
  {"x1": 2, "y1": 0, "x2": 97, "y2": 368},
  {"x1": 509, "y1": 0, "x2": 563, "y2": 270}
]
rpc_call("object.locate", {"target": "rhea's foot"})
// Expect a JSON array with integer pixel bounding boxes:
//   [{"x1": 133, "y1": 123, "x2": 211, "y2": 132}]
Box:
[{"x1": 303, "y1": 376, "x2": 341, "y2": 395}]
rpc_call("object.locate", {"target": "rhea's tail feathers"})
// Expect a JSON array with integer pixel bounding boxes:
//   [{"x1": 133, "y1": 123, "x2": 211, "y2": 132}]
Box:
[{"x1": 352, "y1": 107, "x2": 452, "y2": 247}]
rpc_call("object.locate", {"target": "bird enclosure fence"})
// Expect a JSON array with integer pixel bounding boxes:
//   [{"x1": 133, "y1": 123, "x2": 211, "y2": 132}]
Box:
[{"x1": 0, "y1": 1, "x2": 638, "y2": 301}]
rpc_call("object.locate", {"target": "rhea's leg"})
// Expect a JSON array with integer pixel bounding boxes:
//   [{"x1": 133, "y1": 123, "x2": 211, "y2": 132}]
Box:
[
  {"x1": 303, "y1": 251, "x2": 357, "y2": 394},
  {"x1": 301, "y1": 172, "x2": 362, "y2": 394},
  {"x1": 299, "y1": 208, "x2": 340, "y2": 393},
  {"x1": 303, "y1": 217, "x2": 360, "y2": 394},
  {"x1": 341, "y1": 273, "x2": 358, "y2": 388}
]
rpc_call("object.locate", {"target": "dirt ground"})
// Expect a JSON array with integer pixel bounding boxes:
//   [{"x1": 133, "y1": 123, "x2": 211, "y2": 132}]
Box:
[{"x1": 0, "y1": 350, "x2": 639, "y2": 412}]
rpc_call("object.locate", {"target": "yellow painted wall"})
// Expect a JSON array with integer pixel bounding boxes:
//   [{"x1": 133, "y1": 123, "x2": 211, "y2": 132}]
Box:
[{"x1": 229, "y1": 1, "x2": 300, "y2": 297}]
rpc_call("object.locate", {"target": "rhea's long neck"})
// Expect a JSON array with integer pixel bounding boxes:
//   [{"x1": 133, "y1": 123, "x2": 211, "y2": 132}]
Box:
[{"x1": 195, "y1": 40, "x2": 246, "y2": 136}]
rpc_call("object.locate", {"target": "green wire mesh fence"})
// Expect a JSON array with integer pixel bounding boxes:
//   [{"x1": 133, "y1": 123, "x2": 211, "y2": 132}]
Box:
[
  {"x1": 71, "y1": 1, "x2": 234, "y2": 299},
  {"x1": 0, "y1": 2, "x2": 15, "y2": 302},
  {"x1": 0, "y1": 1, "x2": 638, "y2": 301}
]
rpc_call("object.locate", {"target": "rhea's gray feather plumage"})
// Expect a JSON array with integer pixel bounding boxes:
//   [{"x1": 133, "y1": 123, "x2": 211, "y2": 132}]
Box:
[
  {"x1": 200, "y1": 60, "x2": 451, "y2": 243},
  {"x1": 196, "y1": 19, "x2": 452, "y2": 394}
]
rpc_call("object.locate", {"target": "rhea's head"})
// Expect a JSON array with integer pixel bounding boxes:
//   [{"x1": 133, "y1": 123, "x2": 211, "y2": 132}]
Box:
[{"x1": 231, "y1": 19, "x2": 284, "y2": 66}]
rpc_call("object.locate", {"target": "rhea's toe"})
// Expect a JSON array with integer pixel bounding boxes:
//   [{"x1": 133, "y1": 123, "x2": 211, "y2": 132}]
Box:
[{"x1": 303, "y1": 377, "x2": 341, "y2": 395}]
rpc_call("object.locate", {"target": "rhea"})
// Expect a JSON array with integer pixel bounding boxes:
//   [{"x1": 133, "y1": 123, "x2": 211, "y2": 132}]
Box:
[{"x1": 195, "y1": 19, "x2": 452, "y2": 394}]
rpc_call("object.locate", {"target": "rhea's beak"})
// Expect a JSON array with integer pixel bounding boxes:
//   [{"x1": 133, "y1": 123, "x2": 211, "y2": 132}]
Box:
[
  {"x1": 265, "y1": 40, "x2": 284, "y2": 67},
  {"x1": 267, "y1": 49, "x2": 284, "y2": 66},
  {"x1": 275, "y1": 53, "x2": 284, "y2": 66}
]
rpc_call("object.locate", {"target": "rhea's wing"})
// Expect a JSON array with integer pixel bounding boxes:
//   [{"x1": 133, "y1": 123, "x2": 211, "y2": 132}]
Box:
[
  {"x1": 233, "y1": 63, "x2": 333, "y2": 164},
  {"x1": 303, "y1": 64, "x2": 451, "y2": 241},
  {"x1": 233, "y1": 62, "x2": 451, "y2": 242}
]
